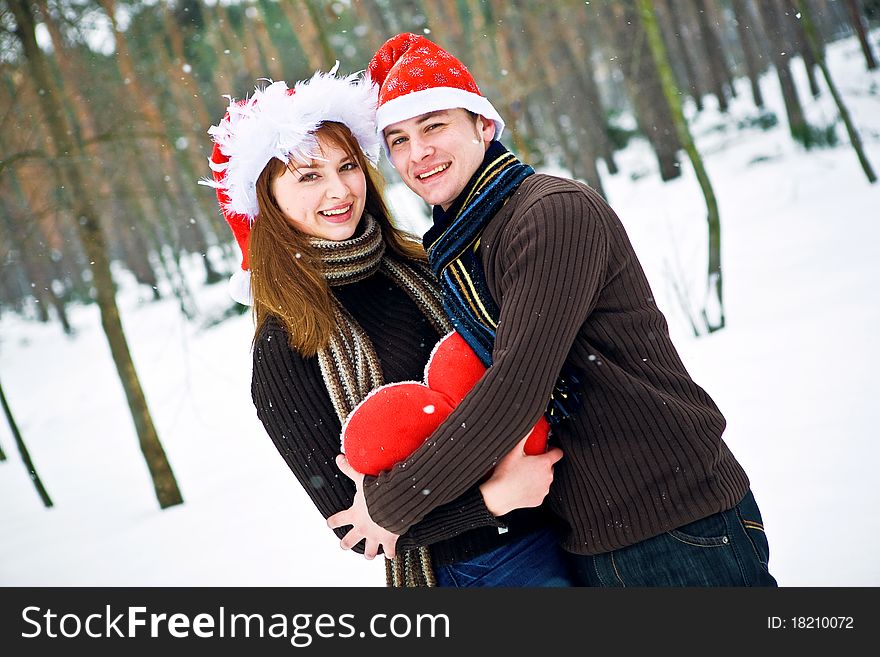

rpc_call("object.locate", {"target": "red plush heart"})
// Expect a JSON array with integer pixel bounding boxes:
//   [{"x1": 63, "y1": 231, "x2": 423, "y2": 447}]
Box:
[
  {"x1": 341, "y1": 331, "x2": 549, "y2": 476},
  {"x1": 425, "y1": 330, "x2": 486, "y2": 402}
]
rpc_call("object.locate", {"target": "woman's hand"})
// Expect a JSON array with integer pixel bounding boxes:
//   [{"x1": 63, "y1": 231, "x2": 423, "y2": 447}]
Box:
[
  {"x1": 479, "y1": 430, "x2": 564, "y2": 517},
  {"x1": 328, "y1": 454, "x2": 400, "y2": 559}
]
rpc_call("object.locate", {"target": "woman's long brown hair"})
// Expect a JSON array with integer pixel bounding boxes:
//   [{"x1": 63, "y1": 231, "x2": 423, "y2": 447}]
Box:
[{"x1": 249, "y1": 121, "x2": 426, "y2": 355}]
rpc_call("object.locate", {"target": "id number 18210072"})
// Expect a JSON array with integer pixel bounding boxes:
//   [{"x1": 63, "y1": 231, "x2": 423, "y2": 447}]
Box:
[{"x1": 768, "y1": 616, "x2": 854, "y2": 630}]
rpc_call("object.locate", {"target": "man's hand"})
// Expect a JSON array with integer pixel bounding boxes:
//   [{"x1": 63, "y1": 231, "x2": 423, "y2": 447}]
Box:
[
  {"x1": 327, "y1": 454, "x2": 400, "y2": 560},
  {"x1": 479, "y1": 430, "x2": 564, "y2": 517}
]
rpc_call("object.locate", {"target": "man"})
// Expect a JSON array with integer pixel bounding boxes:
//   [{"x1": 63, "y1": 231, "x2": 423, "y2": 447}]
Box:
[{"x1": 329, "y1": 32, "x2": 777, "y2": 586}]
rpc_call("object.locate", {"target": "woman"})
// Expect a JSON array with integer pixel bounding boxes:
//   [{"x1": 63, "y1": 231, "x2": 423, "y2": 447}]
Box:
[{"x1": 203, "y1": 69, "x2": 572, "y2": 587}]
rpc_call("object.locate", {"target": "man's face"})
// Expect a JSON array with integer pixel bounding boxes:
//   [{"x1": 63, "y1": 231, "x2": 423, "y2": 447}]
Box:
[{"x1": 383, "y1": 109, "x2": 495, "y2": 210}]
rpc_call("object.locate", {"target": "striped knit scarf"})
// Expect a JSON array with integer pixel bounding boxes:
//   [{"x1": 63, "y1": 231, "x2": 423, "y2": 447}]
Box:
[
  {"x1": 424, "y1": 141, "x2": 581, "y2": 426},
  {"x1": 424, "y1": 141, "x2": 532, "y2": 367},
  {"x1": 313, "y1": 214, "x2": 452, "y2": 588}
]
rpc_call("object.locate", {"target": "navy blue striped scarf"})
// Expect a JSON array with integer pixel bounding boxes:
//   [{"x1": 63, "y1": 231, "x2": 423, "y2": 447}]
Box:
[{"x1": 424, "y1": 141, "x2": 580, "y2": 426}]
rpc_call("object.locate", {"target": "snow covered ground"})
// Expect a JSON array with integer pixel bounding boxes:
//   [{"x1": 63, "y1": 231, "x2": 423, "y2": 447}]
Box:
[{"x1": 2, "y1": 33, "x2": 879, "y2": 587}]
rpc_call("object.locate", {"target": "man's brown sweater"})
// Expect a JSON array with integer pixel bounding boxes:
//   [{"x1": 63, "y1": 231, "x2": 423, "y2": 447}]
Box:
[
  {"x1": 251, "y1": 267, "x2": 553, "y2": 565},
  {"x1": 364, "y1": 174, "x2": 750, "y2": 555}
]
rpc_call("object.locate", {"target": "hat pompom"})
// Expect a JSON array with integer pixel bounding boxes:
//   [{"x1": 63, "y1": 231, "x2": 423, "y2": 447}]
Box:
[{"x1": 229, "y1": 268, "x2": 252, "y2": 306}]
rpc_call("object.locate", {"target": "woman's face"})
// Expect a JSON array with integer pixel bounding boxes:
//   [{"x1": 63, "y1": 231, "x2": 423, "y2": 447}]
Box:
[{"x1": 271, "y1": 137, "x2": 367, "y2": 241}]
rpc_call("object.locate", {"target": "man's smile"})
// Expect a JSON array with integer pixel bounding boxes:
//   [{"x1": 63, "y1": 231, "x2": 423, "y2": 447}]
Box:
[{"x1": 416, "y1": 163, "x2": 450, "y2": 180}]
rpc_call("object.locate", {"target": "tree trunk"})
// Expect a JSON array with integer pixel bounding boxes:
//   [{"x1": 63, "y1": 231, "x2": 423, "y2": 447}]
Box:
[
  {"x1": 0, "y1": 163, "x2": 73, "y2": 334},
  {"x1": 161, "y1": 4, "x2": 234, "y2": 250},
  {"x1": 105, "y1": 135, "x2": 167, "y2": 301},
  {"x1": 462, "y1": 0, "x2": 528, "y2": 158},
  {"x1": 556, "y1": 7, "x2": 620, "y2": 175},
  {"x1": 706, "y1": 0, "x2": 739, "y2": 97},
  {"x1": 97, "y1": 1, "x2": 202, "y2": 315},
  {"x1": 794, "y1": 0, "x2": 877, "y2": 183},
  {"x1": 654, "y1": 0, "x2": 703, "y2": 112},
  {"x1": 275, "y1": 0, "x2": 325, "y2": 72},
  {"x1": 37, "y1": 0, "x2": 161, "y2": 313},
  {"x1": 297, "y1": 0, "x2": 336, "y2": 69},
  {"x1": 667, "y1": 0, "x2": 706, "y2": 112},
  {"x1": 637, "y1": 0, "x2": 725, "y2": 333},
  {"x1": 845, "y1": 0, "x2": 878, "y2": 70},
  {"x1": 250, "y1": 6, "x2": 284, "y2": 82},
  {"x1": 0, "y1": 374, "x2": 53, "y2": 507},
  {"x1": 104, "y1": 200, "x2": 161, "y2": 297},
  {"x1": 232, "y1": 3, "x2": 268, "y2": 79},
  {"x1": 10, "y1": 0, "x2": 184, "y2": 509},
  {"x1": 142, "y1": 30, "x2": 224, "y2": 286},
  {"x1": 213, "y1": 3, "x2": 255, "y2": 89},
  {"x1": 480, "y1": 0, "x2": 542, "y2": 163},
  {"x1": 677, "y1": 0, "x2": 715, "y2": 100},
  {"x1": 731, "y1": 0, "x2": 766, "y2": 108},
  {"x1": 785, "y1": 0, "x2": 822, "y2": 97},
  {"x1": 690, "y1": 0, "x2": 730, "y2": 112},
  {"x1": 97, "y1": 0, "x2": 206, "y2": 268},
  {"x1": 0, "y1": 156, "x2": 47, "y2": 322},
  {"x1": 517, "y1": 6, "x2": 606, "y2": 196},
  {"x1": 423, "y1": 0, "x2": 466, "y2": 59},
  {"x1": 606, "y1": 1, "x2": 683, "y2": 181},
  {"x1": 757, "y1": 0, "x2": 811, "y2": 144}
]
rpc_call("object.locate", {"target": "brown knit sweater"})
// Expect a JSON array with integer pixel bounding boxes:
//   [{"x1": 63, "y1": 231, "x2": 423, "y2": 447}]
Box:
[
  {"x1": 363, "y1": 174, "x2": 750, "y2": 555},
  {"x1": 251, "y1": 267, "x2": 554, "y2": 566}
]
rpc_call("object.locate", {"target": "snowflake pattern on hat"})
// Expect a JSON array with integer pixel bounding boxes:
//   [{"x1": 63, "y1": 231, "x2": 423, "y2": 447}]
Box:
[{"x1": 368, "y1": 32, "x2": 505, "y2": 148}]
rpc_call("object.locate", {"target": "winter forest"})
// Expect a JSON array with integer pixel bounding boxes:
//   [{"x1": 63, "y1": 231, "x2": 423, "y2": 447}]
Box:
[{"x1": 1, "y1": 1, "x2": 879, "y2": 587}]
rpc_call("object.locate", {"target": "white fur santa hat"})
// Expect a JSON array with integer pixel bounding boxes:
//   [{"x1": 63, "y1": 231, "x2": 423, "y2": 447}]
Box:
[
  {"x1": 368, "y1": 32, "x2": 504, "y2": 156},
  {"x1": 200, "y1": 65, "x2": 379, "y2": 305}
]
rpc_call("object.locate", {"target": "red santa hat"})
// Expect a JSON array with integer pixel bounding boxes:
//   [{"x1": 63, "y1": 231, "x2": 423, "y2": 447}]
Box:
[
  {"x1": 368, "y1": 32, "x2": 505, "y2": 155},
  {"x1": 200, "y1": 65, "x2": 379, "y2": 305}
]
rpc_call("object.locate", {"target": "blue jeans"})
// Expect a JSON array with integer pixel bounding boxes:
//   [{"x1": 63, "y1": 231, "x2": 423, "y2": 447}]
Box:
[
  {"x1": 566, "y1": 489, "x2": 778, "y2": 587},
  {"x1": 434, "y1": 526, "x2": 575, "y2": 587}
]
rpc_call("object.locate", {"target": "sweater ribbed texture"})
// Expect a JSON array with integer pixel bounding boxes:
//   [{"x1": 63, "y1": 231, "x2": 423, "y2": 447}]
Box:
[
  {"x1": 363, "y1": 175, "x2": 750, "y2": 555},
  {"x1": 251, "y1": 268, "x2": 552, "y2": 566}
]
